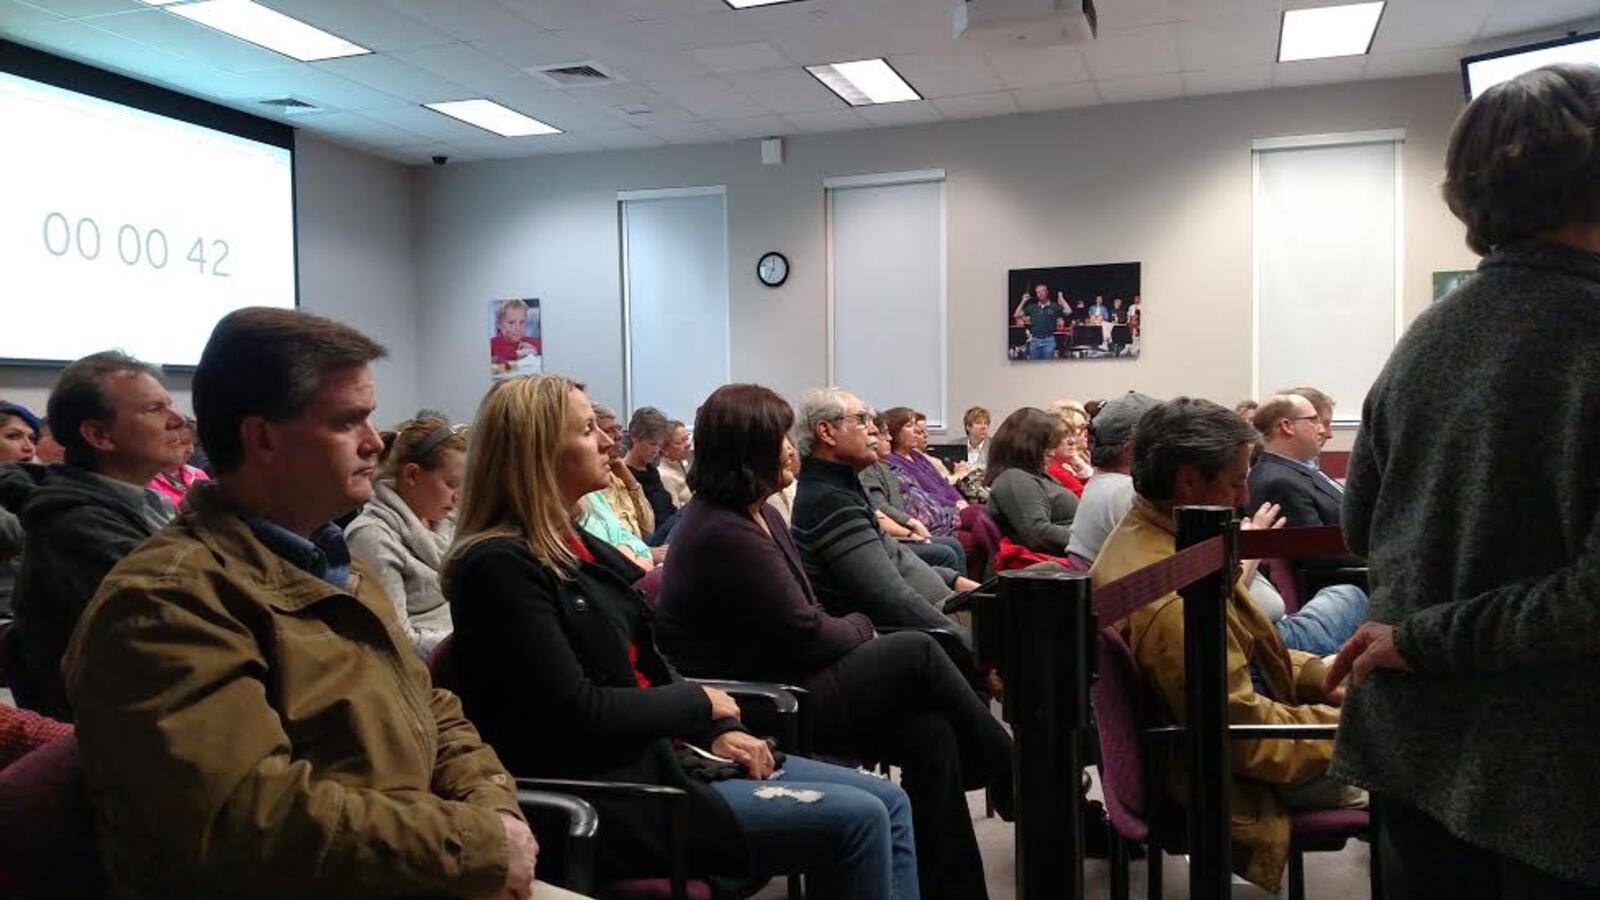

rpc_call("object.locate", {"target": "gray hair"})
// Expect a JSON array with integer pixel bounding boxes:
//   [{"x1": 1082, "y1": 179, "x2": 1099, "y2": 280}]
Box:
[
  {"x1": 794, "y1": 386, "x2": 851, "y2": 458},
  {"x1": 592, "y1": 404, "x2": 617, "y2": 423},
  {"x1": 627, "y1": 406, "x2": 672, "y2": 442},
  {"x1": 1131, "y1": 397, "x2": 1260, "y2": 504}
]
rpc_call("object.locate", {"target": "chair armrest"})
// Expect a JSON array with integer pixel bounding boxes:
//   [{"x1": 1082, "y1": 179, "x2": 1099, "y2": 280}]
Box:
[
  {"x1": 688, "y1": 678, "x2": 801, "y2": 751},
  {"x1": 515, "y1": 778, "x2": 691, "y2": 900},
  {"x1": 1144, "y1": 724, "x2": 1340, "y2": 741},
  {"x1": 516, "y1": 789, "x2": 599, "y2": 896}
]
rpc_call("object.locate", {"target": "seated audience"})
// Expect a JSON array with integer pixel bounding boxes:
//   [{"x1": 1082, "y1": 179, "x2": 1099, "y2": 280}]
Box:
[
  {"x1": 4, "y1": 351, "x2": 185, "y2": 719},
  {"x1": 883, "y1": 407, "x2": 985, "y2": 576},
  {"x1": 1046, "y1": 399, "x2": 1093, "y2": 496},
  {"x1": 1328, "y1": 65, "x2": 1600, "y2": 897},
  {"x1": 791, "y1": 389, "x2": 977, "y2": 637},
  {"x1": 862, "y1": 412, "x2": 966, "y2": 574},
  {"x1": 1067, "y1": 392, "x2": 1158, "y2": 566},
  {"x1": 0, "y1": 401, "x2": 38, "y2": 621},
  {"x1": 1235, "y1": 399, "x2": 1260, "y2": 422},
  {"x1": 1239, "y1": 505, "x2": 1368, "y2": 657},
  {"x1": 443, "y1": 375, "x2": 918, "y2": 898},
  {"x1": 345, "y1": 416, "x2": 467, "y2": 657},
  {"x1": 1248, "y1": 394, "x2": 1366, "y2": 573},
  {"x1": 147, "y1": 417, "x2": 210, "y2": 509},
  {"x1": 578, "y1": 488, "x2": 655, "y2": 570},
  {"x1": 985, "y1": 407, "x2": 1078, "y2": 556},
  {"x1": 657, "y1": 382, "x2": 1013, "y2": 900},
  {"x1": 63, "y1": 308, "x2": 538, "y2": 900},
  {"x1": 623, "y1": 406, "x2": 678, "y2": 541},
  {"x1": 911, "y1": 411, "x2": 973, "y2": 489},
  {"x1": 593, "y1": 404, "x2": 655, "y2": 543},
  {"x1": 963, "y1": 405, "x2": 991, "y2": 469},
  {"x1": 658, "y1": 418, "x2": 693, "y2": 509},
  {"x1": 1091, "y1": 397, "x2": 1358, "y2": 892},
  {"x1": 30, "y1": 417, "x2": 65, "y2": 466},
  {"x1": 765, "y1": 436, "x2": 800, "y2": 524},
  {"x1": 1287, "y1": 386, "x2": 1335, "y2": 451}
]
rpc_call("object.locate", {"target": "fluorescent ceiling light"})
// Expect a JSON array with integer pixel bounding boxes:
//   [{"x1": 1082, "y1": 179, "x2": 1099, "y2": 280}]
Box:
[
  {"x1": 425, "y1": 100, "x2": 562, "y2": 137},
  {"x1": 1278, "y1": 2, "x2": 1385, "y2": 62},
  {"x1": 167, "y1": 0, "x2": 369, "y2": 62},
  {"x1": 723, "y1": 0, "x2": 806, "y2": 7},
  {"x1": 136, "y1": 0, "x2": 195, "y2": 6},
  {"x1": 806, "y1": 59, "x2": 921, "y2": 106}
]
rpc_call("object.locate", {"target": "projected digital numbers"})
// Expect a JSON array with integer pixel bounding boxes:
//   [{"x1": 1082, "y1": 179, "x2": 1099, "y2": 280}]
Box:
[{"x1": 42, "y1": 213, "x2": 231, "y2": 277}]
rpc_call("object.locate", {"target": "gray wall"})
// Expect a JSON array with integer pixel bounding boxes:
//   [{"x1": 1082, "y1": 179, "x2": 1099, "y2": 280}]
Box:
[
  {"x1": 0, "y1": 135, "x2": 421, "y2": 426},
  {"x1": 414, "y1": 73, "x2": 1479, "y2": 449}
]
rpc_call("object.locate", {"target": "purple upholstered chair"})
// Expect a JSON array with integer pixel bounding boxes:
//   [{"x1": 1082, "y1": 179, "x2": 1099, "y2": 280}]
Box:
[{"x1": 1090, "y1": 626, "x2": 1377, "y2": 900}]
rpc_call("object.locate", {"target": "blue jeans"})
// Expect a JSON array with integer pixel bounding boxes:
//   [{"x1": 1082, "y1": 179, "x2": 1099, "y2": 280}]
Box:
[
  {"x1": 1027, "y1": 336, "x2": 1056, "y2": 359},
  {"x1": 1275, "y1": 583, "x2": 1369, "y2": 656},
  {"x1": 710, "y1": 755, "x2": 919, "y2": 900},
  {"x1": 906, "y1": 536, "x2": 965, "y2": 575}
]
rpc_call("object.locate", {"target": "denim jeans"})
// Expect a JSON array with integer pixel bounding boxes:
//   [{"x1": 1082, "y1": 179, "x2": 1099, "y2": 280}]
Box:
[
  {"x1": 906, "y1": 536, "x2": 966, "y2": 575},
  {"x1": 1027, "y1": 336, "x2": 1056, "y2": 359},
  {"x1": 710, "y1": 755, "x2": 920, "y2": 900},
  {"x1": 1275, "y1": 582, "x2": 1368, "y2": 656}
]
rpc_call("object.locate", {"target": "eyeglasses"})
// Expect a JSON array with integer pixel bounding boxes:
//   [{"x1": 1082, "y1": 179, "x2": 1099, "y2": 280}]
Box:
[
  {"x1": 1288, "y1": 415, "x2": 1321, "y2": 425},
  {"x1": 834, "y1": 411, "x2": 871, "y2": 428}
]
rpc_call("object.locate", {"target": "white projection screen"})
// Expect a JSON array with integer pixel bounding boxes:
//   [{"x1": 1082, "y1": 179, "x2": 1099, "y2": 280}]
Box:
[{"x1": 0, "y1": 42, "x2": 296, "y2": 368}]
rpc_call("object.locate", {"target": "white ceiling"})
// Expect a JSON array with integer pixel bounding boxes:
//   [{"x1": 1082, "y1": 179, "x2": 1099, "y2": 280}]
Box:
[{"x1": 3, "y1": 0, "x2": 1597, "y2": 165}]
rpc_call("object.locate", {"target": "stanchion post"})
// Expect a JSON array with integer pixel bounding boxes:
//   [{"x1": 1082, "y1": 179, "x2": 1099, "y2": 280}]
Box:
[
  {"x1": 996, "y1": 568, "x2": 1094, "y2": 900},
  {"x1": 1175, "y1": 505, "x2": 1238, "y2": 900}
]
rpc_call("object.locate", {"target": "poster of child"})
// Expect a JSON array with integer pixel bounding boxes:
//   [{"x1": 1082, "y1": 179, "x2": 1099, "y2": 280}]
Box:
[{"x1": 489, "y1": 298, "x2": 542, "y2": 379}]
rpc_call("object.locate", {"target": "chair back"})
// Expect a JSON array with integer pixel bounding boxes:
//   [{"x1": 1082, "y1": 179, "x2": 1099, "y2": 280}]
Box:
[
  {"x1": 426, "y1": 634, "x2": 463, "y2": 694},
  {"x1": 969, "y1": 509, "x2": 1002, "y2": 566},
  {"x1": 1265, "y1": 560, "x2": 1303, "y2": 614},
  {"x1": 1090, "y1": 626, "x2": 1152, "y2": 841},
  {"x1": 0, "y1": 732, "x2": 107, "y2": 900},
  {"x1": 633, "y1": 567, "x2": 666, "y2": 606}
]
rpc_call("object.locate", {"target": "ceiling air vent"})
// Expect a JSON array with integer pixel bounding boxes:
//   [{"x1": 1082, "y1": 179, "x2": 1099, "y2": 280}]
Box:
[
  {"x1": 259, "y1": 97, "x2": 321, "y2": 114},
  {"x1": 528, "y1": 61, "x2": 624, "y2": 88}
]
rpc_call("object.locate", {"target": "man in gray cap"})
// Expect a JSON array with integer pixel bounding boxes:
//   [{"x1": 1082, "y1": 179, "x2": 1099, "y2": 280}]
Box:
[{"x1": 1066, "y1": 391, "x2": 1160, "y2": 566}]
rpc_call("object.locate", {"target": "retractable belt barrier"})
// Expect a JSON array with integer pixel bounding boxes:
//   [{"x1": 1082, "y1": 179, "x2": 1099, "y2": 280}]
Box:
[{"x1": 974, "y1": 515, "x2": 1354, "y2": 900}]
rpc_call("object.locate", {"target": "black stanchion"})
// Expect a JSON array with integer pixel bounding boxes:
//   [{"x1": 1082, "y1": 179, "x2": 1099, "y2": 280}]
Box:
[
  {"x1": 1175, "y1": 506, "x2": 1239, "y2": 900},
  {"x1": 994, "y1": 568, "x2": 1094, "y2": 900}
]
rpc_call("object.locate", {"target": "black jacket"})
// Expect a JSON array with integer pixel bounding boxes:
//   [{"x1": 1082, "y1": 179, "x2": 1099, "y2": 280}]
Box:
[
  {"x1": 1246, "y1": 453, "x2": 1365, "y2": 570},
  {"x1": 4, "y1": 463, "x2": 163, "y2": 719},
  {"x1": 629, "y1": 462, "x2": 677, "y2": 534},
  {"x1": 444, "y1": 531, "x2": 749, "y2": 880}
]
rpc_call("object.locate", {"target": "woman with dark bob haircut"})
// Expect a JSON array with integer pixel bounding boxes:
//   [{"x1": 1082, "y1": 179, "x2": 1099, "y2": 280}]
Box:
[
  {"x1": 1326, "y1": 63, "x2": 1600, "y2": 897},
  {"x1": 657, "y1": 383, "x2": 1016, "y2": 900},
  {"x1": 983, "y1": 407, "x2": 1079, "y2": 557}
]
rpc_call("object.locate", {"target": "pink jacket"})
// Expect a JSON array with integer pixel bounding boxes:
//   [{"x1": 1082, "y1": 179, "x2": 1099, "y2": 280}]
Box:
[{"x1": 148, "y1": 465, "x2": 210, "y2": 510}]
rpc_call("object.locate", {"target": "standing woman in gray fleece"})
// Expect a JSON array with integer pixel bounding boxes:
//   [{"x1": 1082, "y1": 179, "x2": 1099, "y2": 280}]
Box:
[
  {"x1": 983, "y1": 407, "x2": 1077, "y2": 555},
  {"x1": 346, "y1": 417, "x2": 466, "y2": 657},
  {"x1": 1325, "y1": 63, "x2": 1600, "y2": 897}
]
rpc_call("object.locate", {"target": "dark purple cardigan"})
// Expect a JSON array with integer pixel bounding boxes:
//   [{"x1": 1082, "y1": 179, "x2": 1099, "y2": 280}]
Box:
[{"x1": 654, "y1": 496, "x2": 875, "y2": 714}]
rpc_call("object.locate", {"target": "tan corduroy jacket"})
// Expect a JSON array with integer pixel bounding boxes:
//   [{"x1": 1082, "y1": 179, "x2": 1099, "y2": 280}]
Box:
[
  {"x1": 62, "y1": 483, "x2": 522, "y2": 900},
  {"x1": 1090, "y1": 497, "x2": 1340, "y2": 890}
]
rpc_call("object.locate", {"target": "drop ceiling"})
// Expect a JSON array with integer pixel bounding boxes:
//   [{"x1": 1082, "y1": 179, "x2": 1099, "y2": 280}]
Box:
[{"x1": 2, "y1": 0, "x2": 1596, "y2": 165}]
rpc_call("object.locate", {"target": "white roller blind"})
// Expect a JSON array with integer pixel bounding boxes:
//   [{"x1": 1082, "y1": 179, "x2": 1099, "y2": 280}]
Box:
[
  {"x1": 1253, "y1": 136, "x2": 1401, "y2": 423},
  {"x1": 621, "y1": 189, "x2": 729, "y2": 422},
  {"x1": 829, "y1": 174, "x2": 945, "y2": 426}
]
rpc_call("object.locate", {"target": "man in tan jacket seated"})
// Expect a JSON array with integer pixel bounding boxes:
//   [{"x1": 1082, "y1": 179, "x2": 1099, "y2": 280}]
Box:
[
  {"x1": 1090, "y1": 397, "x2": 1361, "y2": 893},
  {"x1": 63, "y1": 308, "x2": 575, "y2": 900}
]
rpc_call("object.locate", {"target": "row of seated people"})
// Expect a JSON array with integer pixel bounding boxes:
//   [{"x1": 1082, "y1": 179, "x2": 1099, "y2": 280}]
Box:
[{"x1": 0, "y1": 310, "x2": 1017, "y2": 900}]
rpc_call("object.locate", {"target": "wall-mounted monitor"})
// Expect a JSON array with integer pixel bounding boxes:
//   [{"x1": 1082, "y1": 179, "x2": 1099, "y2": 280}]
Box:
[
  {"x1": 0, "y1": 40, "x2": 297, "y2": 369},
  {"x1": 1461, "y1": 30, "x2": 1600, "y2": 101}
]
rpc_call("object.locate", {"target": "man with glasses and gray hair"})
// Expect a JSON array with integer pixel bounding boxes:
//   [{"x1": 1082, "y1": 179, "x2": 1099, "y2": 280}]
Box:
[{"x1": 789, "y1": 387, "x2": 978, "y2": 641}]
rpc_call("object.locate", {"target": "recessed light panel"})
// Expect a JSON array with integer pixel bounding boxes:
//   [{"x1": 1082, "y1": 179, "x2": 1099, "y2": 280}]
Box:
[
  {"x1": 168, "y1": 0, "x2": 369, "y2": 62},
  {"x1": 425, "y1": 100, "x2": 562, "y2": 137},
  {"x1": 1278, "y1": 2, "x2": 1386, "y2": 62},
  {"x1": 806, "y1": 58, "x2": 921, "y2": 106}
]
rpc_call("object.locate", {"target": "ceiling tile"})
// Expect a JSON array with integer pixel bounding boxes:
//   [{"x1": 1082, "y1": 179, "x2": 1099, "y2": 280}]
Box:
[
  {"x1": 1011, "y1": 81, "x2": 1101, "y2": 112},
  {"x1": 984, "y1": 44, "x2": 1091, "y2": 90},
  {"x1": 361, "y1": 103, "x2": 509, "y2": 142},
  {"x1": 1273, "y1": 55, "x2": 1370, "y2": 88},
  {"x1": 606, "y1": 9, "x2": 769, "y2": 51},
  {"x1": 315, "y1": 53, "x2": 472, "y2": 104},
  {"x1": 1081, "y1": 23, "x2": 1182, "y2": 80},
  {"x1": 931, "y1": 91, "x2": 1020, "y2": 119},
  {"x1": 765, "y1": 2, "x2": 952, "y2": 62},
  {"x1": 781, "y1": 108, "x2": 869, "y2": 132},
  {"x1": 617, "y1": 0, "x2": 727, "y2": 20},
  {"x1": 856, "y1": 99, "x2": 942, "y2": 127},
  {"x1": 1363, "y1": 46, "x2": 1467, "y2": 80},
  {"x1": 2, "y1": 0, "x2": 62, "y2": 29},
  {"x1": 601, "y1": 47, "x2": 709, "y2": 82},
  {"x1": 208, "y1": 64, "x2": 411, "y2": 112},
  {"x1": 1371, "y1": 0, "x2": 1493, "y2": 51},
  {"x1": 1095, "y1": 72, "x2": 1184, "y2": 104},
  {"x1": 385, "y1": 0, "x2": 540, "y2": 42},
  {"x1": 16, "y1": 0, "x2": 140, "y2": 18},
  {"x1": 730, "y1": 66, "x2": 840, "y2": 113},
  {"x1": 1178, "y1": 10, "x2": 1280, "y2": 70},
  {"x1": 588, "y1": 127, "x2": 668, "y2": 149},
  {"x1": 888, "y1": 48, "x2": 1003, "y2": 98},
  {"x1": 294, "y1": 110, "x2": 432, "y2": 145},
  {"x1": 646, "y1": 120, "x2": 732, "y2": 144},
  {"x1": 1182, "y1": 64, "x2": 1274, "y2": 96},
  {"x1": 1479, "y1": 0, "x2": 1600, "y2": 38},
  {"x1": 1094, "y1": 0, "x2": 1184, "y2": 31},
  {"x1": 500, "y1": 0, "x2": 638, "y2": 30},
  {"x1": 258, "y1": 0, "x2": 458, "y2": 53},
  {"x1": 495, "y1": 89, "x2": 637, "y2": 131},
  {"x1": 649, "y1": 75, "x2": 766, "y2": 118},
  {"x1": 84, "y1": 7, "x2": 298, "y2": 72},
  {"x1": 688, "y1": 40, "x2": 790, "y2": 74},
  {"x1": 472, "y1": 24, "x2": 582, "y2": 68},
  {"x1": 393, "y1": 43, "x2": 539, "y2": 96},
  {"x1": 709, "y1": 114, "x2": 790, "y2": 139}
]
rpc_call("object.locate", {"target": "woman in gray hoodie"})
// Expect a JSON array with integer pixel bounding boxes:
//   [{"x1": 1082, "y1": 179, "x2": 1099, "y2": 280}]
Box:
[{"x1": 346, "y1": 417, "x2": 466, "y2": 657}]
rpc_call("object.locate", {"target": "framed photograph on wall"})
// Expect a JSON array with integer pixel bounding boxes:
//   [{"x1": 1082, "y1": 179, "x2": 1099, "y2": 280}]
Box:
[
  {"x1": 488, "y1": 297, "x2": 543, "y2": 379},
  {"x1": 1007, "y1": 262, "x2": 1141, "y2": 360}
]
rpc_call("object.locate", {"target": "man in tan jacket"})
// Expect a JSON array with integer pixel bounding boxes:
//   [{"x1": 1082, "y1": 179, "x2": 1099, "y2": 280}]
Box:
[
  {"x1": 63, "y1": 308, "x2": 541, "y2": 900},
  {"x1": 1090, "y1": 397, "x2": 1355, "y2": 891}
]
